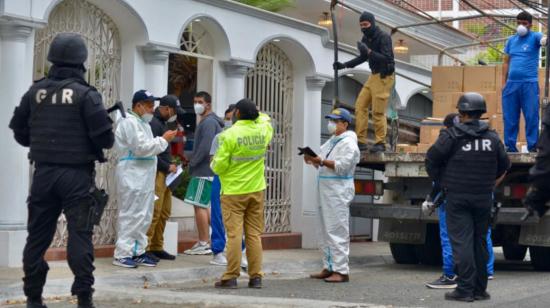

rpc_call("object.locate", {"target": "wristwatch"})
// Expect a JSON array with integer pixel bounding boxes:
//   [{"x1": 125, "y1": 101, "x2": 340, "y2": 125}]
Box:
[{"x1": 319, "y1": 159, "x2": 324, "y2": 167}]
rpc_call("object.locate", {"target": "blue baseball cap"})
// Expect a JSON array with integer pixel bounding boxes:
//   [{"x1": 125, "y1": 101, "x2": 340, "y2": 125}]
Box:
[
  {"x1": 325, "y1": 108, "x2": 353, "y2": 123},
  {"x1": 132, "y1": 89, "x2": 158, "y2": 104}
]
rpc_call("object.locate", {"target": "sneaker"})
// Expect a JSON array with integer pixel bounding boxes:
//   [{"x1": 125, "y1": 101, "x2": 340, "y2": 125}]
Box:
[
  {"x1": 369, "y1": 143, "x2": 386, "y2": 153},
  {"x1": 488, "y1": 275, "x2": 494, "y2": 280},
  {"x1": 210, "y1": 253, "x2": 228, "y2": 266},
  {"x1": 133, "y1": 254, "x2": 157, "y2": 267},
  {"x1": 151, "y1": 250, "x2": 176, "y2": 260},
  {"x1": 445, "y1": 290, "x2": 474, "y2": 302},
  {"x1": 145, "y1": 251, "x2": 160, "y2": 262},
  {"x1": 425, "y1": 275, "x2": 457, "y2": 289},
  {"x1": 113, "y1": 257, "x2": 137, "y2": 268},
  {"x1": 241, "y1": 251, "x2": 248, "y2": 270},
  {"x1": 474, "y1": 291, "x2": 491, "y2": 300},
  {"x1": 184, "y1": 242, "x2": 213, "y2": 255}
]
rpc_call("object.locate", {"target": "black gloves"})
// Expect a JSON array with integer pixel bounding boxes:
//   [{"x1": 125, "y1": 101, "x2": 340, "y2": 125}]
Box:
[
  {"x1": 357, "y1": 41, "x2": 370, "y2": 56},
  {"x1": 333, "y1": 61, "x2": 346, "y2": 70}
]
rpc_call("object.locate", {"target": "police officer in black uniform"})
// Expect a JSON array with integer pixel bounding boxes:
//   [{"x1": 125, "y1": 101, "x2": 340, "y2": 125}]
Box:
[
  {"x1": 9, "y1": 33, "x2": 114, "y2": 308},
  {"x1": 524, "y1": 105, "x2": 550, "y2": 217},
  {"x1": 425, "y1": 93, "x2": 510, "y2": 302}
]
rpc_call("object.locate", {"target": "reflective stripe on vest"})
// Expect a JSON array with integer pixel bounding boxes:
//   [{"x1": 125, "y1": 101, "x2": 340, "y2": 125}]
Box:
[
  {"x1": 319, "y1": 175, "x2": 354, "y2": 180},
  {"x1": 119, "y1": 150, "x2": 154, "y2": 161},
  {"x1": 231, "y1": 154, "x2": 265, "y2": 162}
]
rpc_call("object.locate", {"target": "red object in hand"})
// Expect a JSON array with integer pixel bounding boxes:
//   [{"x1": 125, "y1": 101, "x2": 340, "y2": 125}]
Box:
[{"x1": 171, "y1": 130, "x2": 186, "y2": 162}]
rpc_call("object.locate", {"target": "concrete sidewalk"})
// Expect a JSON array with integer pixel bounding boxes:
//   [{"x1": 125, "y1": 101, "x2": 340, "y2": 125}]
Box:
[{"x1": 1, "y1": 242, "x2": 392, "y2": 307}]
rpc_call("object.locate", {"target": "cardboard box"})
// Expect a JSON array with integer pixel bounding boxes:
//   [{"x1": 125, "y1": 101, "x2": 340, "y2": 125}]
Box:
[
  {"x1": 420, "y1": 119, "x2": 444, "y2": 144},
  {"x1": 432, "y1": 92, "x2": 462, "y2": 118},
  {"x1": 463, "y1": 66, "x2": 496, "y2": 92},
  {"x1": 432, "y1": 66, "x2": 464, "y2": 92},
  {"x1": 496, "y1": 92, "x2": 503, "y2": 114},
  {"x1": 396, "y1": 144, "x2": 418, "y2": 154},
  {"x1": 495, "y1": 65, "x2": 504, "y2": 92},
  {"x1": 416, "y1": 143, "x2": 431, "y2": 153},
  {"x1": 478, "y1": 92, "x2": 498, "y2": 116},
  {"x1": 489, "y1": 113, "x2": 526, "y2": 142}
]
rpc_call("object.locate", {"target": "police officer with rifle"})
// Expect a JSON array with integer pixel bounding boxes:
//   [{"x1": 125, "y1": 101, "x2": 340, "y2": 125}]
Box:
[
  {"x1": 524, "y1": 105, "x2": 550, "y2": 219},
  {"x1": 9, "y1": 32, "x2": 114, "y2": 308},
  {"x1": 425, "y1": 93, "x2": 510, "y2": 302}
]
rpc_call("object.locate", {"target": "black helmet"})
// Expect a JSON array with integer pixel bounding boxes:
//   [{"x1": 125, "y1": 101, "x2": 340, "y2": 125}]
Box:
[
  {"x1": 47, "y1": 32, "x2": 88, "y2": 66},
  {"x1": 456, "y1": 92, "x2": 487, "y2": 114}
]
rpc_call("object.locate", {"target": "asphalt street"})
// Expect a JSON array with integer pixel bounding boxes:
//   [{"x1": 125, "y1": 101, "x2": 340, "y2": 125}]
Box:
[{"x1": 3, "y1": 243, "x2": 550, "y2": 307}]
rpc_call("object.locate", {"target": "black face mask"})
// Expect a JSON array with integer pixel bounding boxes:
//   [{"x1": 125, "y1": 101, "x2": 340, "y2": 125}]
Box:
[{"x1": 362, "y1": 26, "x2": 375, "y2": 37}]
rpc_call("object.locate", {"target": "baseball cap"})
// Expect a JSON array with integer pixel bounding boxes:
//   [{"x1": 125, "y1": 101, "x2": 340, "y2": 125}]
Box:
[
  {"x1": 132, "y1": 90, "x2": 158, "y2": 104},
  {"x1": 160, "y1": 94, "x2": 185, "y2": 117},
  {"x1": 325, "y1": 108, "x2": 353, "y2": 123}
]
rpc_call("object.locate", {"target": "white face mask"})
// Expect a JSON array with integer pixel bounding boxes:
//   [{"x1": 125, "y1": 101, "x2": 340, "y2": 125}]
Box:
[
  {"x1": 167, "y1": 114, "x2": 177, "y2": 122},
  {"x1": 141, "y1": 113, "x2": 154, "y2": 123},
  {"x1": 327, "y1": 121, "x2": 337, "y2": 134},
  {"x1": 224, "y1": 120, "x2": 232, "y2": 129},
  {"x1": 517, "y1": 24, "x2": 528, "y2": 37},
  {"x1": 194, "y1": 103, "x2": 205, "y2": 115}
]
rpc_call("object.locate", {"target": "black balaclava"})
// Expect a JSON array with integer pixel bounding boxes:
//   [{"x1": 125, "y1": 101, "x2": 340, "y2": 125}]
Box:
[{"x1": 360, "y1": 11, "x2": 376, "y2": 37}]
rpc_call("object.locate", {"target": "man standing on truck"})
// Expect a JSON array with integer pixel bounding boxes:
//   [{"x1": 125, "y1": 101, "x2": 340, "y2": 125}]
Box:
[
  {"x1": 426, "y1": 93, "x2": 510, "y2": 302},
  {"x1": 502, "y1": 11, "x2": 546, "y2": 152},
  {"x1": 333, "y1": 11, "x2": 395, "y2": 153}
]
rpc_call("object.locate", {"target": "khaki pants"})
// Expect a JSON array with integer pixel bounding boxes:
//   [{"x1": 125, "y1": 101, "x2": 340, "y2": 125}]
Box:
[
  {"x1": 221, "y1": 191, "x2": 265, "y2": 280},
  {"x1": 354, "y1": 73, "x2": 395, "y2": 145},
  {"x1": 146, "y1": 171, "x2": 172, "y2": 251}
]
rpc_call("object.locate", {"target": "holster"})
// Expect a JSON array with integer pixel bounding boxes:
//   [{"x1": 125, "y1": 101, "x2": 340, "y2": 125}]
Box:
[{"x1": 64, "y1": 186, "x2": 108, "y2": 231}]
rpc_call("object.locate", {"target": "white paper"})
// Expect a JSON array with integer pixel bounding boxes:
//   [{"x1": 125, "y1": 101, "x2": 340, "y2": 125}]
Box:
[{"x1": 166, "y1": 165, "x2": 183, "y2": 186}]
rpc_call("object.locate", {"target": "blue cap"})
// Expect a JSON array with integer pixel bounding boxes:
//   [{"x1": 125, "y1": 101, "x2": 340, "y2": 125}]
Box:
[
  {"x1": 325, "y1": 108, "x2": 353, "y2": 123},
  {"x1": 132, "y1": 89, "x2": 158, "y2": 104}
]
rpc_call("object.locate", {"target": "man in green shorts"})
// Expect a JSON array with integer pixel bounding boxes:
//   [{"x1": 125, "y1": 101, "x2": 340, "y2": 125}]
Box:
[{"x1": 184, "y1": 91, "x2": 223, "y2": 255}]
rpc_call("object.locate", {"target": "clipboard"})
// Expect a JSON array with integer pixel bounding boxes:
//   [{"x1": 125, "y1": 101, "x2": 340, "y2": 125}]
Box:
[{"x1": 298, "y1": 146, "x2": 317, "y2": 157}]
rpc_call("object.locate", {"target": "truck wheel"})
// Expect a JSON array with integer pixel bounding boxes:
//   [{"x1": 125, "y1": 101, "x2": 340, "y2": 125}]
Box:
[
  {"x1": 390, "y1": 243, "x2": 419, "y2": 264},
  {"x1": 415, "y1": 223, "x2": 443, "y2": 266},
  {"x1": 530, "y1": 246, "x2": 550, "y2": 271},
  {"x1": 502, "y1": 244, "x2": 527, "y2": 261}
]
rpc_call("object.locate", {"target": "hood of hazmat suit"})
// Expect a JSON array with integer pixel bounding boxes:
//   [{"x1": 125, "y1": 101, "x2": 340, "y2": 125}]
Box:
[
  {"x1": 317, "y1": 130, "x2": 360, "y2": 275},
  {"x1": 113, "y1": 111, "x2": 168, "y2": 259}
]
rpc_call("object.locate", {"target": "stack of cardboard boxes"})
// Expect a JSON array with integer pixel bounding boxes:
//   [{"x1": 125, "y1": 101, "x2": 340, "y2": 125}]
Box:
[{"x1": 403, "y1": 65, "x2": 528, "y2": 153}]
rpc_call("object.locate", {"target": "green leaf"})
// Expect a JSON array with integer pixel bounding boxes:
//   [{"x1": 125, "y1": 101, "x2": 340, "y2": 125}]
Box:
[{"x1": 235, "y1": 0, "x2": 294, "y2": 12}]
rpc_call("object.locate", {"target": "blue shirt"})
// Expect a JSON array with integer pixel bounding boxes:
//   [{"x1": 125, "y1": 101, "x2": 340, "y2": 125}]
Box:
[{"x1": 504, "y1": 31, "x2": 542, "y2": 82}]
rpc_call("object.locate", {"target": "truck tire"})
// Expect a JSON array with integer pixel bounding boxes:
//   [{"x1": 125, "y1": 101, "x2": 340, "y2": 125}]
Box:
[
  {"x1": 390, "y1": 243, "x2": 419, "y2": 264},
  {"x1": 415, "y1": 223, "x2": 443, "y2": 266},
  {"x1": 502, "y1": 243, "x2": 527, "y2": 261},
  {"x1": 530, "y1": 246, "x2": 550, "y2": 271}
]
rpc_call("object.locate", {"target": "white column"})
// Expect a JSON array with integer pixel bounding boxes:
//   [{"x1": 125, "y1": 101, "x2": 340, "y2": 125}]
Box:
[
  {"x1": 222, "y1": 59, "x2": 254, "y2": 114},
  {"x1": 142, "y1": 48, "x2": 169, "y2": 98},
  {"x1": 0, "y1": 24, "x2": 34, "y2": 267},
  {"x1": 292, "y1": 76, "x2": 327, "y2": 248}
]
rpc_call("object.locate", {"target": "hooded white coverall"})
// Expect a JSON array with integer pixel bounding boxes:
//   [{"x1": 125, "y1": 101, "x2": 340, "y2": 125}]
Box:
[
  {"x1": 113, "y1": 111, "x2": 168, "y2": 259},
  {"x1": 317, "y1": 130, "x2": 360, "y2": 275}
]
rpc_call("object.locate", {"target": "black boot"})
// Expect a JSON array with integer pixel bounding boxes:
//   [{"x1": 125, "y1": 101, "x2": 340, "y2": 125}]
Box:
[
  {"x1": 26, "y1": 296, "x2": 47, "y2": 308},
  {"x1": 77, "y1": 292, "x2": 95, "y2": 308},
  {"x1": 369, "y1": 143, "x2": 386, "y2": 153}
]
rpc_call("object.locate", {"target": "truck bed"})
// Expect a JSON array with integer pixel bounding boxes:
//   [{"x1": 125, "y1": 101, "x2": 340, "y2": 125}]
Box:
[{"x1": 359, "y1": 152, "x2": 537, "y2": 174}]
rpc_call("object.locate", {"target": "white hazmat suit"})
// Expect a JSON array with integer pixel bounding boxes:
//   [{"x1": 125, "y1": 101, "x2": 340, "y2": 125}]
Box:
[
  {"x1": 113, "y1": 111, "x2": 168, "y2": 259},
  {"x1": 317, "y1": 130, "x2": 360, "y2": 275}
]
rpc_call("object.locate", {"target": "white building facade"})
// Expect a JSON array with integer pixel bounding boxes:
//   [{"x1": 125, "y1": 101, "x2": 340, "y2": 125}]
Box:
[{"x1": 0, "y1": 0, "x2": 426, "y2": 267}]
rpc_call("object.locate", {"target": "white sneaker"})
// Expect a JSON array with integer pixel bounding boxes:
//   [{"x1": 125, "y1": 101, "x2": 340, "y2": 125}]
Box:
[
  {"x1": 241, "y1": 250, "x2": 248, "y2": 269},
  {"x1": 210, "y1": 253, "x2": 228, "y2": 266},
  {"x1": 184, "y1": 242, "x2": 213, "y2": 255}
]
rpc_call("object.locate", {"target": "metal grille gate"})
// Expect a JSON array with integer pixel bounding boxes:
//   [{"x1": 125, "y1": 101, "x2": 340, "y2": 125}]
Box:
[
  {"x1": 33, "y1": 0, "x2": 121, "y2": 247},
  {"x1": 246, "y1": 43, "x2": 293, "y2": 233}
]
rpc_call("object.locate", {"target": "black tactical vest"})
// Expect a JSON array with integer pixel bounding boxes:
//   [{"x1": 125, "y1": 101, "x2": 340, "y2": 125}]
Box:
[
  {"x1": 28, "y1": 77, "x2": 97, "y2": 164},
  {"x1": 442, "y1": 127, "x2": 501, "y2": 194}
]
